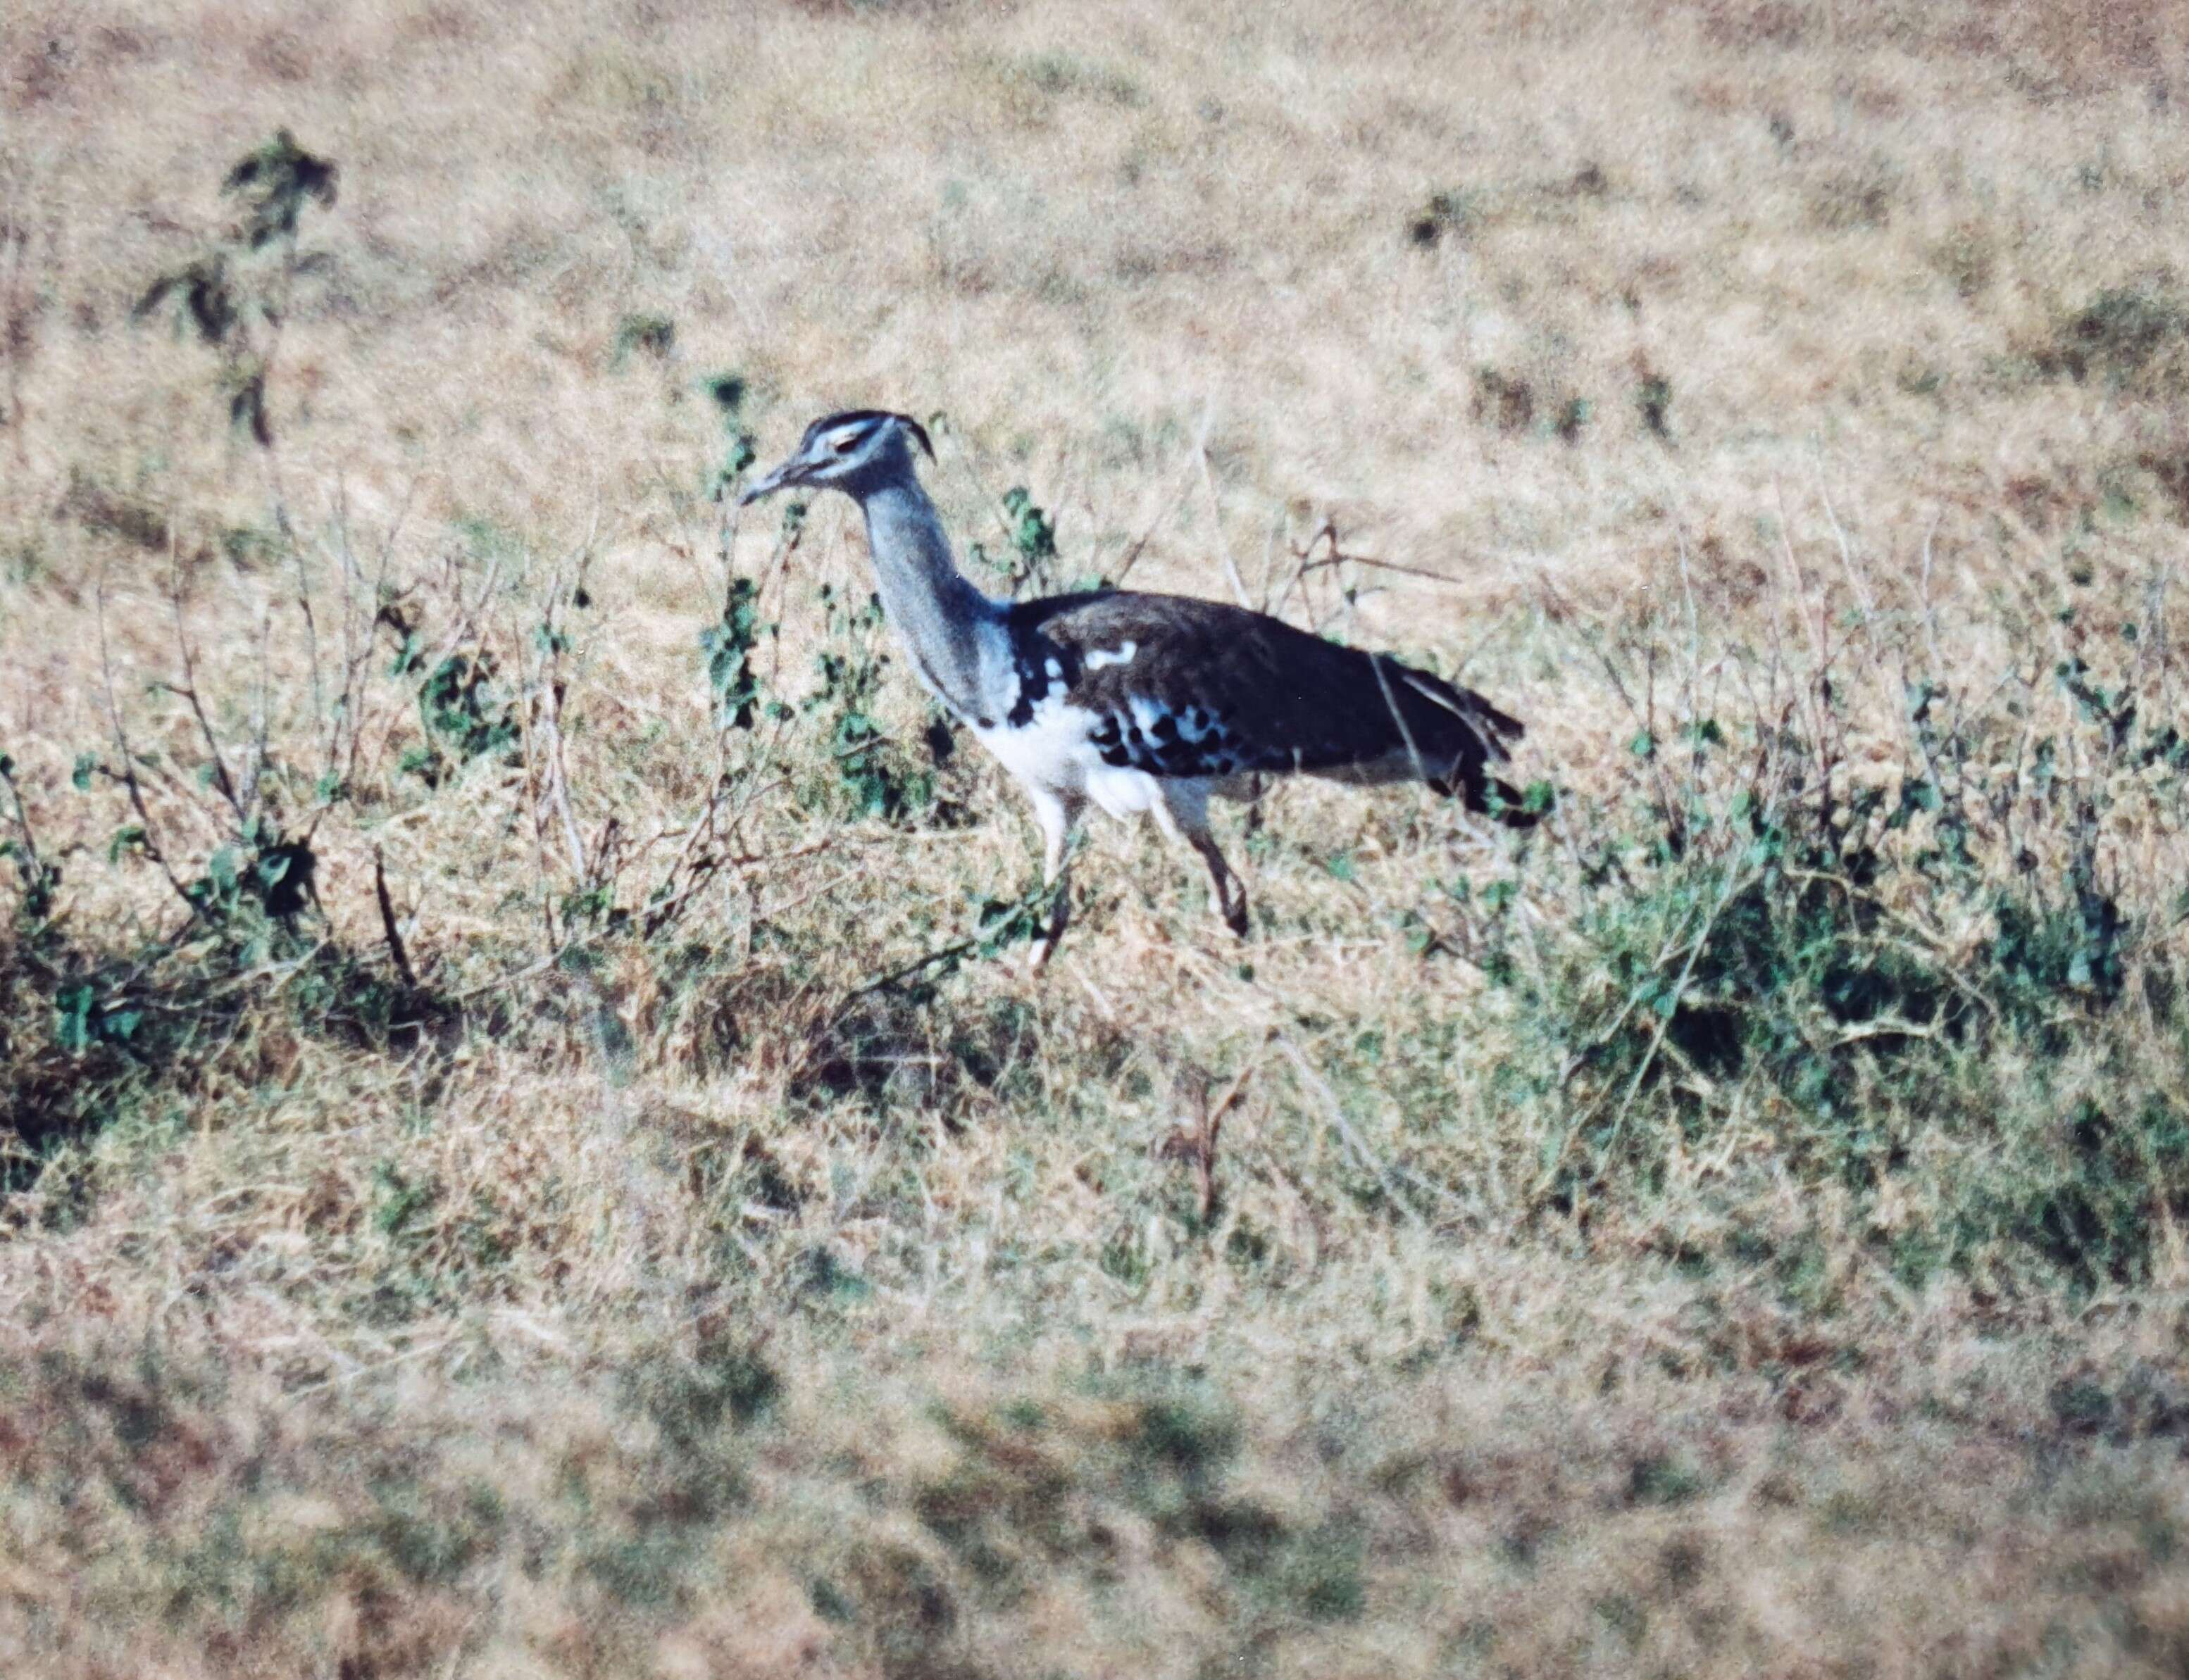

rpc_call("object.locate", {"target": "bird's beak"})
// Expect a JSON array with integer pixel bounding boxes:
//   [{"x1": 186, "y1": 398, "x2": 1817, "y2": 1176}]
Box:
[{"x1": 738, "y1": 455, "x2": 802, "y2": 506}]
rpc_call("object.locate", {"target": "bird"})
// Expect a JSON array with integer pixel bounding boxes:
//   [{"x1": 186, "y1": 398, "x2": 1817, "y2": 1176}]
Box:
[{"x1": 741, "y1": 409, "x2": 1538, "y2": 968}]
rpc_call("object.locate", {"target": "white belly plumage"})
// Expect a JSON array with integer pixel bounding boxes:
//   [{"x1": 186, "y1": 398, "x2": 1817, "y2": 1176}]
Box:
[{"x1": 972, "y1": 697, "x2": 1162, "y2": 820}]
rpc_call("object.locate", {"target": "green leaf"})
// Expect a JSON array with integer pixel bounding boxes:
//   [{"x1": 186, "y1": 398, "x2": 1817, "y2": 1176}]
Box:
[
  {"x1": 54, "y1": 984, "x2": 95, "y2": 1053},
  {"x1": 699, "y1": 575, "x2": 767, "y2": 730},
  {"x1": 71, "y1": 751, "x2": 99, "y2": 791}
]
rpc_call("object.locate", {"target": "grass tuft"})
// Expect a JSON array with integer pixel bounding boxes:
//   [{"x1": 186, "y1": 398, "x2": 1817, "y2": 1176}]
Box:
[{"x1": 7, "y1": 2, "x2": 2189, "y2": 1672}]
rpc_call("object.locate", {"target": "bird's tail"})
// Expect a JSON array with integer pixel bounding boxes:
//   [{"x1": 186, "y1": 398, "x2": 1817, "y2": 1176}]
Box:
[
  {"x1": 1395, "y1": 667, "x2": 1525, "y2": 756},
  {"x1": 1378, "y1": 662, "x2": 1538, "y2": 825}
]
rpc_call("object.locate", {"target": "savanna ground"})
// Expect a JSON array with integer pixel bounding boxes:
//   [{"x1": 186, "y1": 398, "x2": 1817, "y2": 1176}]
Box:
[{"x1": 6, "y1": 1, "x2": 2189, "y2": 1674}]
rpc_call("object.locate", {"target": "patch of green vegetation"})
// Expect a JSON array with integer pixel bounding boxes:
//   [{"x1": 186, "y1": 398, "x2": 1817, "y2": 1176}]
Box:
[
  {"x1": 133, "y1": 129, "x2": 337, "y2": 446},
  {"x1": 1017, "y1": 51, "x2": 1148, "y2": 108},
  {"x1": 2036, "y1": 282, "x2": 2189, "y2": 389},
  {"x1": 1628, "y1": 1451, "x2": 1707, "y2": 1506},
  {"x1": 800, "y1": 584, "x2": 938, "y2": 825},
  {"x1": 1454, "y1": 625, "x2": 2188, "y2": 1294},
  {"x1": 611, "y1": 311, "x2": 676, "y2": 367}
]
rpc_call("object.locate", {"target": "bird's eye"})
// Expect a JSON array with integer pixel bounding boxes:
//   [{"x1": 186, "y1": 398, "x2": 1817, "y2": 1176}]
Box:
[{"x1": 831, "y1": 433, "x2": 860, "y2": 453}]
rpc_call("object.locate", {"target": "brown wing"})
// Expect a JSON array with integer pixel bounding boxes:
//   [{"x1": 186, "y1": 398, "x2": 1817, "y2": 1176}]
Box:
[{"x1": 1002, "y1": 591, "x2": 1524, "y2": 795}]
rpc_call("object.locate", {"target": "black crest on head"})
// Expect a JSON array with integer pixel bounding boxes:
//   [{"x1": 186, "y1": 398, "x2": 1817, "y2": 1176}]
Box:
[{"x1": 802, "y1": 409, "x2": 934, "y2": 460}]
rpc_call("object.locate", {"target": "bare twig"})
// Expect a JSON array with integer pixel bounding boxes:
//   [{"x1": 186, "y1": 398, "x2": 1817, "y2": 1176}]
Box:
[
  {"x1": 373, "y1": 846, "x2": 419, "y2": 991},
  {"x1": 1, "y1": 211, "x2": 31, "y2": 465},
  {"x1": 1370, "y1": 652, "x2": 1433, "y2": 787},
  {"x1": 933, "y1": 410, "x2": 1019, "y2": 554},
  {"x1": 96, "y1": 571, "x2": 196, "y2": 913},
  {"x1": 1110, "y1": 453, "x2": 1197, "y2": 589},
  {"x1": 535, "y1": 658, "x2": 590, "y2": 882},
  {"x1": 242, "y1": 605, "x2": 273, "y2": 821},
  {"x1": 166, "y1": 537, "x2": 244, "y2": 824},
  {"x1": 1157, "y1": 1058, "x2": 1257, "y2": 1224},
  {"x1": 1194, "y1": 403, "x2": 1253, "y2": 608}
]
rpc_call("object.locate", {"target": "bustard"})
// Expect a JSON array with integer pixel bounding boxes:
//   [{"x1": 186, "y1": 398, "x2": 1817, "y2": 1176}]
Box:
[{"x1": 742, "y1": 410, "x2": 1536, "y2": 967}]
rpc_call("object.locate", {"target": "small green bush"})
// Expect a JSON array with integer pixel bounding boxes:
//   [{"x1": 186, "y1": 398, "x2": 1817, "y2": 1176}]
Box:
[{"x1": 1461, "y1": 615, "x2": 2185, "y2": 1293}]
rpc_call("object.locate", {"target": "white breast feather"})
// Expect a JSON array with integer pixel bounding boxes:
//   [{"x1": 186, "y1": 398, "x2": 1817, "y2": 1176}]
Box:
[
  {"x1": 1085, "y1": 761, "x2": 1161, "y2": 818},
  {"x1": 973, "y1": 666, "x2": 1160, "y2": 820}
]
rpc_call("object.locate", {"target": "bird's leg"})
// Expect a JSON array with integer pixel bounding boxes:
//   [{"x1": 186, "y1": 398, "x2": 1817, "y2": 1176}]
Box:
[
  {"x1": 1025, "y1": 786, "x2": 1081, "y2": 973},
  {"x1": 1193, "y1": 832, "x2": 1248, "y2": 937},
  {"x1": 1153, "y1": 781, "x2": 1249, "y2": 938}
]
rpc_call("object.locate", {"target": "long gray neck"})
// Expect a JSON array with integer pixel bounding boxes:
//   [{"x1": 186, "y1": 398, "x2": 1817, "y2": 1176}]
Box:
[{"x1": 856, "y1": 476, "x2": 1001, "y2": 722}]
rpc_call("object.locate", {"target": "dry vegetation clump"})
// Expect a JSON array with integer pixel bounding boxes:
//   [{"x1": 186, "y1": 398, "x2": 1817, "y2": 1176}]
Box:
[{"x1": 6, "y1": 1, "x2": 2189, "y2": 1674}]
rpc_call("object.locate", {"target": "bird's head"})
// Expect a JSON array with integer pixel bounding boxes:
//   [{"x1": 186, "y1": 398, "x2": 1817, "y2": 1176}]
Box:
[{"x1": 739, "y1": 410, "x2": 934, "y2": 506}]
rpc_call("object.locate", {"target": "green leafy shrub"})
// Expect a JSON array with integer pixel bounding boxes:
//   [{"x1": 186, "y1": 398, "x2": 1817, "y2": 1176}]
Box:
[
  {"x1": 801, "y1": 584, "x2": 935, "y2": 825},
  {"x1": 133, "y1": 129, "x2": 337, "y2": 446},
  {"x1": 1456, "y1": 601, "x2": 2186, "y2": 1293}
]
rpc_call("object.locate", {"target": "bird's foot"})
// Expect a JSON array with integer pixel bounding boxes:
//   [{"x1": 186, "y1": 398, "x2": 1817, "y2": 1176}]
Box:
[
  {"x1": 1025, "y1": 894, "x2": 1071, "y2": 976},
  {"x1": 1218, "y1": 892, "x2": 1249, "y2": 939}
]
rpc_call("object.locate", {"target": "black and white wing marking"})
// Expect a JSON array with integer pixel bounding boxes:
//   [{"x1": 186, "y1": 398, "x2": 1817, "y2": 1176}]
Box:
[{"x1": 1002, "y1": 591, "x2": 1528, "y2": 805}]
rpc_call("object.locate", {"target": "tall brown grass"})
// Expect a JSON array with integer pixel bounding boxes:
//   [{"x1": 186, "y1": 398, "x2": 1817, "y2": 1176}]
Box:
[{"x1": 5, "y1": 2, "x2": 2189, "y2": 1674}]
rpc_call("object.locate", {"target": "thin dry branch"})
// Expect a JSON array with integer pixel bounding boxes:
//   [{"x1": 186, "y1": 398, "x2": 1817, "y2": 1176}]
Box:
[
  {"x1": 373, "y1": 846, "x2": 419, "y2": 991},
  {"x1": 96, "y1": 570, "x2": 196, "y2": 915},
  {"x1": 1194, "y1": 404, "x2": 1253, "y2": 609},
  {"x1": 164, "y1": 537, "x2": 244, "y2": 825}
]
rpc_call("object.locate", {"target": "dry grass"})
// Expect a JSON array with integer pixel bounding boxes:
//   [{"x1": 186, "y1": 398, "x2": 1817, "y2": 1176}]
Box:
[{"x1": 6, "y1": 1, "x2": 2189, "y2": 1674}]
